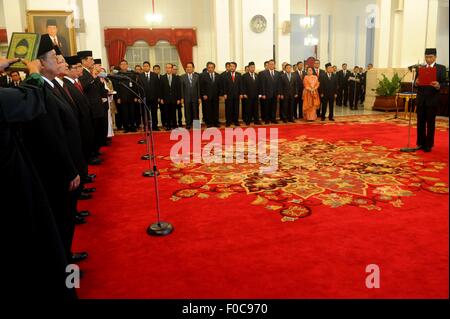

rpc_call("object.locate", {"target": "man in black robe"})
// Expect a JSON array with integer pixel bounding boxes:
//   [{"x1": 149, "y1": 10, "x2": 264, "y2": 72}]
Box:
[
  {"x1": 21, "y1": 35, "x2": 81, "y2": 264},
  {"x1": 0, "y1": 57, "x2": 76, "y2": 300}
]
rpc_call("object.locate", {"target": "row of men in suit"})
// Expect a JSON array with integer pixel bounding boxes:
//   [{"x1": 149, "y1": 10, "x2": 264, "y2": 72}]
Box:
[{"x1": 112, "y1": 58, "x2": 370, "y2": 130}]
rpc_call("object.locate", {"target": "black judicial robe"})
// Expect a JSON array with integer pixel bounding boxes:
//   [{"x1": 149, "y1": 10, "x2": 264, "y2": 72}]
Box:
[
  {"x1": 63, "y1": 78, "x2": 95, "y2": 162},
  {"x1": 0, "y1": 83, "x2": 76, "y2": 300},
  {"x1": 78, "y1": 68, "x2": 106, "y2": 119},
  {"x1": 21, "y1": 81, "x2": 79, "y2": 259},
  {"x1": 52, "y1": 80, "x2": 87, "y2": 178}
]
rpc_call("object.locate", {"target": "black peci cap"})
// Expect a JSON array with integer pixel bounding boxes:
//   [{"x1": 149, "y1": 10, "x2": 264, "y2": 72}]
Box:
[
  {"x1": 77, "y1": 50, "x2": 93, "y2": 59},
  {"x1": 37, "y1": 34, "x2": 56, "y2": 57},
  {"x1": 94, "y1": 58, "x2": 102, "y2": 64},
  {"x1": 65, "y1": 55, "x2": 81, "y2": 66},
  {"x1": 425, "y1": 48, "x2": 437, "y2": 55}
]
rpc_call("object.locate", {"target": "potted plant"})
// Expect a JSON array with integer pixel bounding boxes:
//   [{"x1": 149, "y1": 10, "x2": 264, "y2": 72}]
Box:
[{"x1": 372, "y1": 73, "x2": 404, "y2": 111}]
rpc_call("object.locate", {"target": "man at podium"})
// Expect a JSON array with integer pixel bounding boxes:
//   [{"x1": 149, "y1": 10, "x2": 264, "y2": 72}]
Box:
[{"x1": 414, "y1": 48, "x2": 447, "y2": 152}]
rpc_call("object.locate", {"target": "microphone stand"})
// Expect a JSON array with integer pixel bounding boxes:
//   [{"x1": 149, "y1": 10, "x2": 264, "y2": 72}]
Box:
[
  {"x1": 400, "y1": 65, "x2": 419, "y2": 153},
  {"x1": 118, "y1": 79, "x2": 173, "y2": 236}
]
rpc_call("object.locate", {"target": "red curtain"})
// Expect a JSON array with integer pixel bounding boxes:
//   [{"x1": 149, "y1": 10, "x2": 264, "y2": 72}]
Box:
[
  {"x1": 175, "y1": 39, "x2": 194, "y2": 70},
  {"x1": 107, "y1": 40, "x2": 127, "y2": 68},
  {"x1": 0, "y1": 29, "x2": 7, "y2": 43},
  {"x1": 104, "y1": 28, "x2": 197, "y2": 70}
]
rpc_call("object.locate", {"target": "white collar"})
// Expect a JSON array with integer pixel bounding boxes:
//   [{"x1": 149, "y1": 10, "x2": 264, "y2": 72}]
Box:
[
  {"x1": 428, "y1": 62, "x2": 436, "y2": 67},
  {"x1": 54, "y1": 77, "x2": 64, "y2": 87},
  {"x1": 64, "y1": 76, "x2": 76, "y2": 84},
  {"x1": 42, "y1": 76, "x2": 54, "y2": 88}
]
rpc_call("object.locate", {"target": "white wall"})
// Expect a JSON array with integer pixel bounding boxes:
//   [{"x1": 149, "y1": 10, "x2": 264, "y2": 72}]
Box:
[
  {"x1": 98, "y1": 0, "x2": 214, "y2": 70},
  {"x1": 0, "y1": 1, "x2": 6, "y2": 27},
  {"x1": 291, "y1": 0, "x2": 375, "y2": 68},
  {"x1": 436, "y1": 0, "x2": 449, "y2": 66}
]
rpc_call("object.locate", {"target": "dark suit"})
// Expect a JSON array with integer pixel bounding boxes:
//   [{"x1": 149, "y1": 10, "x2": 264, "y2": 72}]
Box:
[
  {"x1": 223, "y1": 71, "x2": 242, "y2": 125},
  {"x1": 78, "y1": 68, "x2": 108, "y2": 152},
  {"x1": 337, "y1": 69, "x2": 351, "y2": 105},
  {"x1": 138, "y1": 71, "x2": 160, "y2": 129},
  {"x1": 159, "y1": 74, "x2": 181, "y2": 129},
  {"x1": 293, "y1": 70, "x2": 305, "y2": 118},
  {"x1": 260, "y1": 69, "x2": 281, "y2": 122},
  {"x1": 63, "y1": 77, "x2": 95, "y2": 164},
  {"x1": 200, "y1": 71, "x2": 220, "y2": 126},
  {"x1": 116, "y1": 71, "x2": 137, "y2": 131},
  {"x1": 21, "y1": 81, "x2": 79, "y2": 261},
  {"x1": 279, "y1": 72, "x2": 298, "y2": 121},
  {"x1": 348, "y1": 72, "x2": 361, "y2": 109},
  {"x1": 241, "y1": 72, "x2": 260, "y2": 124},
  {"x1": 415, "y1": 63, "x2": 447, "y2": 149},
  {"x1": 319, "y1": 72, "x2": 338, "y2": 120},
  {"x1": 180, "y1": 72, "x2": 200, "y2": 128}
]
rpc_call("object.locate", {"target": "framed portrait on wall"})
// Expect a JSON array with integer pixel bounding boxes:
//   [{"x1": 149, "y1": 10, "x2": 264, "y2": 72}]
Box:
[{"x1": 27, "y1": 10, "x2": 77, "y2": 56}]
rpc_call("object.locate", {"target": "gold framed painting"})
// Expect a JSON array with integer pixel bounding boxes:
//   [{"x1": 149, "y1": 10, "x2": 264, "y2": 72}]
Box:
[
  {"x1": 27, "y1": 10, "x2": 77, "y2": 56},
  {"x1": 6, "y1": 32, "x2": 41, "y2": 70}
]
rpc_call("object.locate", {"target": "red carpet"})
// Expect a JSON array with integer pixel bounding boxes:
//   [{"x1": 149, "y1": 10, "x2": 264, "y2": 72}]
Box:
[{"x1": 74, "y1": 116, "x2": 449, "y2": 299}]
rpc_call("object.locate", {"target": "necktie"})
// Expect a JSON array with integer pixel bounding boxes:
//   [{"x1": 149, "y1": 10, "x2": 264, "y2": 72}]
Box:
[
  {"x1": 251, "y1": 73, "x2": 255, "y2": 81},
  {"x1": 63, "y1": 84, "x2": 75, "y2": 104},
  {"x1": 270, "y1": 70, "x2": 274, "y2": 78},
  {"x1": 288, "y1": 73, "x2": 291, "y2": 82},
  {"x1": 210, "y1": 73, "x2": 213, "y2": 82},
  {"x1": 232, "y1": 72, "x2": 235, "y2": 82},
  {"x1": 189, "y1": 73, "x2": 192, "y2": 85},
  {"x1": 75, "y1": 79, "x2": 84, "y2": 93},
  {"x1": 146, "y1": 73, "x2": 150, "y2": 81},
  {"x1": 168, "y1": 75, "x2": 172, "y2": 87},
  {"x1": 328, "y1": 73, "x2": 331, "y2": 79}
]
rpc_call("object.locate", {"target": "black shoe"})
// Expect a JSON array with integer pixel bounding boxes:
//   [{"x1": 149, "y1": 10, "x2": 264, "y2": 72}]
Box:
[
  {"x1": 423, "y1": 147, "x2": 431, "y2": 152},
  {"x1": 226, "y1": 123, "x2": 231, "y2": 127},
  {"x1": 82, "y1": 187, "x2": 96, "y2": 193},
  {"x1": 78, "y1": 192, "x2": 92, "y2": 200},
  {"x1": 234, "y1": 122, "x2": 240, "y2": 126},
  {"x1": 321, "y1": 118, "x2": 325, "y2": 121},
  {"x1": 265, "y1": 120, "x2": 270, "y2": 124},
  {"x1": 89, "y1": 157, "x2": 103, "y2": 165},
  {"x1": 289, "y1": 119, "x2": 295, "y2": 123},
  {"x1": 78, "y1": 210, "x2": 90, "y2": 217},
  {"x1": 245, "y1": 122, "x2": 251, "y2": 126},
  {"x1": 153, "y1": 127, "x2": 160, "y2": 131},
  {"x1": 71, "y1": 252, "x2": 88, "y2": 263},
  {"x1": 254, "y1": 121, "x2": 262, "y2": 125},
  {"x1": 283, "y1": 119, "x2": 288, "y2": 123},
  {"x1": 272, "y1": 120, "x2": 279, "y2": 124},
  {"x1": 75, "y1": 215, "x2": 87, "y2": 224},
  {"x1": 329, "y1": 118, "x2": 335, "y2": 121}
]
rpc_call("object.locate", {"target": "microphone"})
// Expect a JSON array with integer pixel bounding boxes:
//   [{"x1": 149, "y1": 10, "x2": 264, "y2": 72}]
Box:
[{"x1": 100, "y1": 72, "x2": 132, "y2": 81}]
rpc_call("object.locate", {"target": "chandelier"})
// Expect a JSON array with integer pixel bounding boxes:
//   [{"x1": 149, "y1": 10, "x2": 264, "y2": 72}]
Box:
[
  {"x1": 304, "y1": 33, "x2": 319, "y2": 46},
  {"x1": 145, "y1": 0, "x2": 162, "y2": 24},
  {"x1": 299, "y1": 0, "x2": 315, "y2": 29}
]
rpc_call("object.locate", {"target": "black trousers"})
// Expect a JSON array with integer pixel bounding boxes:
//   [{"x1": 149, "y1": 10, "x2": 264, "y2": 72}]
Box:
[
  {"x1": 225, "y1": 97, "x2": 240, "y2": 125},
  {"x1": 242, "y1": 97, "x2": 259, "y2": 124},
  {"x1": 337, "y1": 85, "x2": 349, "y2": 106},
  {"x1": 416, "y1": 103, "x2": 437, "y2": 149},
  {"x1": 145, "y1": 100, "x2": 159, "y2": 129},
  {"x1": 164, "y1": 103, "x2": 177, "y2": 129},
  {"x1": 92, "y1": 116, "x2": 105, "y2": 154},
  {"x1": 260, "y1": 98, "x2": 267, "y2": 121},
  {"x1": 203, "y1": 96, "x2": 219, "y2": 126},
  {"x1": 281, "y1": 97, "x2": 294, "y2": 121},
  {"x1": 266, "y1": 97, "x2": 277, "y2": 121},
  {"x1": 349, "y1": 86, "x2": 360, "y2": 109},
  {"x1": 321, "y1": 96, "x2": 335, "y2": 119},
  {"x1": 184, "y1": 100, "x2": 199, "y2": 127},
  {"x1": 120, "y1": 102, "x2": 136, "y2": 130},
  {"x1": 294, "y1": 96, "x2": 303, "y2": 118},
  {"x1": 175, "y1": 105, "x2": 183, "y2": 127}
]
